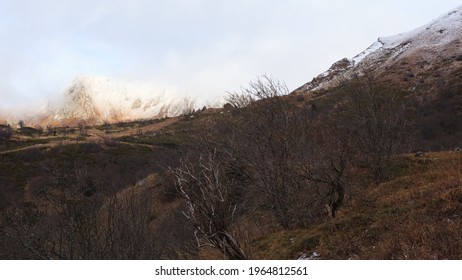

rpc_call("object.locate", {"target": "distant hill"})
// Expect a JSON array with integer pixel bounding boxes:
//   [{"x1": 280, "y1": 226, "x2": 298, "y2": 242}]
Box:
[{"x1": 0, "y1": 76, "x2": 195, "y2": 127}]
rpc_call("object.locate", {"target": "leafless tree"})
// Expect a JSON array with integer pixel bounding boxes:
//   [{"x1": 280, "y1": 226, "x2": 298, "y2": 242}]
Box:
[
  {"x1": 181, "y1": 76, "x2": 352, "y2": 230},
  {"x1": 2, "y1": 160, "x2": 178, "y2": 259},
  {"x1": 169, "y1": 153, "x2": 248, "y2": 259},
  {"x1": 338, "y1": 71, "x2": 413, "y2": 184},
  {"x1": 224, "y1": 92, "x2": 254, "y2": 109},
  {"x1": 298, "y1": 121, "x2": 351, "y2": 218},
  {"x1": 240, "y1": 76, "x2": 352, "y2": 222}
]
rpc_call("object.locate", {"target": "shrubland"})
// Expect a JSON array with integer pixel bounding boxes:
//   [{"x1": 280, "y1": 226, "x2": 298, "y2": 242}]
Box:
[{"x1": 0, "y1": 73, "x2": 461, "y2": 259}]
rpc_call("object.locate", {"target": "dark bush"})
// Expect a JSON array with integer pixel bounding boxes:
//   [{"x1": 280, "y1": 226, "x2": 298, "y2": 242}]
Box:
[
  {"x1": 0, "y1": 127, "x2": 12, "y2": 139},
  {"x1": 81, "y1": 142, "x2": 101, "y2": 153},
  {"x1": 15, "y1": 147, "x2": 44, "y2": 162},
  {"x1": 19, "y1": 127, "x2": 41, "y2": 137},
  {"x1": 103, "y1": 137, "x2": 118, "y2": 147}
]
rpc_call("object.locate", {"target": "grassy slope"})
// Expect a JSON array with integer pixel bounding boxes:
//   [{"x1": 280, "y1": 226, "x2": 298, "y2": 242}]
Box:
[
  {"x1": 252, "y1": 151, "x2": 462, "y2": 259},
  {"x1": 0, "y1": 117, "x2": 187, "y2": 214},
  {"x1": 3, "y1": 114, "x2": 461, "y2": 260}
]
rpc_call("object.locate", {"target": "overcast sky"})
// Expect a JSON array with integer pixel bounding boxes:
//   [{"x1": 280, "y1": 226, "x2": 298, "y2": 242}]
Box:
[{"x1": 1, "y1": 0, "x2": 461, "y2": 110}]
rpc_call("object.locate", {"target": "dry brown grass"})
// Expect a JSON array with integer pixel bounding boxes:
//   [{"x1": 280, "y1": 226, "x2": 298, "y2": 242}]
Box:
[{"x1": 252, "y1": 151, "x2": 462, "y2": 259}]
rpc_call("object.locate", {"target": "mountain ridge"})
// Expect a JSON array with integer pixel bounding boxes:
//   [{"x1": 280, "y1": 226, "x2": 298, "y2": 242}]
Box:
[
  {"x1": 42, "y1": 76, "x2": 194, "y2": 126},
  {"x1": 293, "y1": 4, "x2": 462, "y2": 95}
]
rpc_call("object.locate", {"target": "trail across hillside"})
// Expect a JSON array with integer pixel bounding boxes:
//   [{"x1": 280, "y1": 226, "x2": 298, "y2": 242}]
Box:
[{"x1": 0, "y1": 117, "x2": 179, "y2": 155}]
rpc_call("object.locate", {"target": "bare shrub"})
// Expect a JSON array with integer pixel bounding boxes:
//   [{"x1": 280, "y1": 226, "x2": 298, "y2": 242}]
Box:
[
  {"x1": 182, "y1": 76, "x2": 353, "y2": 231},
  {"x1": 170, "y1": 153, "x2": 248, "y2": 259},
  {"x1": 2, "y1": 161, "x2": 177, "y2": 259},
  {"x1": 337, "y1": 71, "x2": 413, "y2": 184}
]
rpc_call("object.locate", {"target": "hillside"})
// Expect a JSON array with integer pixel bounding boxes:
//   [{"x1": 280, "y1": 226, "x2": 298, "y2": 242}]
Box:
[
  {"x1": 294, "y1": 4, "x2": 462, "y2": 95},
  {"x1": 0, "y1": 115, "x2": 198, "y2": 259},
  {"x1": 1, "y1": 103, "x2": 462, "y2": 259},
  {"x1": 253, "y1": 151, "x2": 462, "y2": 259},
  {"x1": 1, "y1": 5, "x2": 462, "y2": 260},
  {"x1": 291, "y1": 6, "x2": 462, "y2": 151}
]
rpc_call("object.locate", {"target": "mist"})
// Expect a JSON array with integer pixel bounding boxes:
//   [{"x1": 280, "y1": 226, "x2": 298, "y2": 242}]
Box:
[{"x1": 1, "y1": 0, "x2": 461, "y2": 120}]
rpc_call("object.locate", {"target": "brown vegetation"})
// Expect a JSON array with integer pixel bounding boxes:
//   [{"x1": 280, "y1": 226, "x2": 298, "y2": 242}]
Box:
[
  {"x1": 253, "y1": 151, "x2": 462, "y2": 259},
  {"x1": 0, "y1": 70, "x2": 460, "y2": 260}
]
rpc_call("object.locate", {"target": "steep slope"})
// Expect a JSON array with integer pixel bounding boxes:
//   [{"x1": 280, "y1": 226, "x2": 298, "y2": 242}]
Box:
[
  {"x1": 294, "y1": 5, "x2": 462, "y2": 94},
  {"x1": 45, "y1": 76, "x2": 192, "y2": 126},
  {"x1": 292, "y1": 5, "x2": 462, "y2": 150},
  {"x1": 252, "y1": 151, "x2": 462, "y2": 260}
]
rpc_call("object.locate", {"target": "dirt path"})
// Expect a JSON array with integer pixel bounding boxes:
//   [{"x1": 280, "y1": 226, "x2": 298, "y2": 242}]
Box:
[
  {"x1": 0, "y1": 117, "x2": 179, "y2": 155},
  {"x1": 0, "y1": 139, "x2": 73, "y2": 155},
  {"x1": 97, "y1": 117, "x2": 179, "y2": 138},
  {"x1": 0, "y1": 144, "x2": 50, "y2": 155}
]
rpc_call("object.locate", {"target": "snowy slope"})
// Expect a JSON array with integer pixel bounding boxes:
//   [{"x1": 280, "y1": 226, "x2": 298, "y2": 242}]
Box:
[
  {"x1": 50, "y1": 76, "x2": 192, "y2": 125},
  {"x1": 295, "y1": 5, "x2": 462, "y2": 93}
]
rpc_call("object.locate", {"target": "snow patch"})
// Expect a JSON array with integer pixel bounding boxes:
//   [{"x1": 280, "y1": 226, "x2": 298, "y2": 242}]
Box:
[
  {"x1": 298, "y1": 251, "x2": 320, "y2": 260},
  {"x1": 351, "y1": 40, "x2": 384, "y2": 66}
]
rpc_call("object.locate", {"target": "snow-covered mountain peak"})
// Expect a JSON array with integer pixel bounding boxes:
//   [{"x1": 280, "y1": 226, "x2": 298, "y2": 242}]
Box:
[{"x1": 50, "y1": 75, "x2": 193, "y2": 125}]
